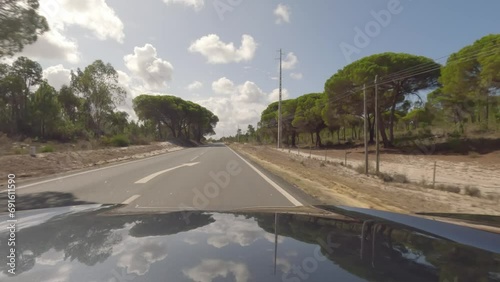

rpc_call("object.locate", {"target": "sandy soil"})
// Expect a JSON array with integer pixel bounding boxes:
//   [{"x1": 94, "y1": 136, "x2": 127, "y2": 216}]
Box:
[
  {"x1": 280, "y1": 146, "x2": 500, "y2": 196},
  {"x1": 232, "y1": 144, "x2": 500, "y2": 216},
  {"x1": 0, "y1": 142, "x2": 182, "y2": 180}
]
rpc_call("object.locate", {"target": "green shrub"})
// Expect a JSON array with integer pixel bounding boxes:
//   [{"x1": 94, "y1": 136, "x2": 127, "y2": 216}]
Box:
[
  {"x1": 417, "y1": 128, "x2": 433, "y2": 138},
  {"x1": 464, "y1": 186, "x2": 481, "y2": 197},
  {"x1": 129, "y1": 134, "x2": 151, "y2": 145},
  {"x1": 448, "y1": 130, "x2": 462, "y2": 139},
  {"x1": 392, "y1": 173, "x2": 409, "y2": 183},
  {"x1": 12, "y1": 147, "x2": 26, "y2": 155},
  {"x1": 41, "y1": 145, "x2": 55, "y2": 153},
  {"x1": 377, "y1": 172, "x2": 393, "y2": 182},
  {"x1": 355, "y1": 164, "x2": 366, "y2": 174},
  {"x1": 109, "y1": 135, "x2": 130, "y2": 147},
  {"x1": 437, "y1": 184, "x2": 461, "y2": 194}
]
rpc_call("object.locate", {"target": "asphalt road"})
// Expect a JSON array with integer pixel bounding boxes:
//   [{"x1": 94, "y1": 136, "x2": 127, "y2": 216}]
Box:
[{"x1": 6, "y1": 144, "x2": 313, "y2": 212}]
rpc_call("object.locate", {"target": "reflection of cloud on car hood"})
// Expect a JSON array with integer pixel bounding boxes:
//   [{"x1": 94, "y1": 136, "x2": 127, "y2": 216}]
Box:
[
  {"x1": 0, "y1": 264, "x2": 73, "y2": 282},
  {"x1": 183, "y1": 259, "x2": 250, "y2": 282},
  {"x1": 197, "y1": 214, "x2": 282, "y2": 248},
  {"x1": 183, "y1": 237, "x2": 199, "y2": 245},
  {"x1": 276, "y1": 258, "x2": 292, "y2": 273},
  {"x1": 111, "y1": 223, "x2": 169, "y2": 275},
  {"x1": 35, "y1": 248, "x2": 65, "y2": 266}
]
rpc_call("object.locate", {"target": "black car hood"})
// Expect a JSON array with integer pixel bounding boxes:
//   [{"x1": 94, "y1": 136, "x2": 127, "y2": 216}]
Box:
[{"x1": 1, "y1": 205, "x2": 500, "y2": 282}]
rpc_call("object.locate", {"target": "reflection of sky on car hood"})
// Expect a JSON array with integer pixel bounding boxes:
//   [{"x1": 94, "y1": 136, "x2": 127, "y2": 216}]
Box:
[
  {"x1": 194, "y1": 213, "x2": 283, "y2": 248},
  {"x1": 183, "y1": 259, "x2": 250, "y2": 282}
]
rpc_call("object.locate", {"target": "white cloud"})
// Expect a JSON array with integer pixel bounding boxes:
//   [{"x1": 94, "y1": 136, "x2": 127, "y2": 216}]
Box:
[
  {"x1": 290, "y1": 72, "x2": 303, "y2": 80},
  {"x1": 282, "y1": 52, "x2": 298, "y2": 70},
  {"x1": 268, "y1": 88, "x2": 290, "y2": 102},
  {"x1": 162, "y1": 0, "x2": 204, "y2": 10},
  {"x1": 187, "y1": 81, "x2": 203, "y2": 91},
  {"x1": 22, "y1": 0, "x2": 125, "y2": 63},
  {"x1": 235, "y1": 81, "x2": 265, "y2": 103},
  {"x1": 274, "y1": 4, "x2": 291, "y2": 24},
  {"x1": 189, "y1": 34, "x2": 257, "y2": 64},
  {"x1": 21, "y1": 28, "x2": 80, "y2": 63},
  {"x1": 115, "y1": 70, "x2": 141, "y2": 121},
  {"x1": 41, "y1": 0, "x2": 125, "y2": 43},
  {"x1": 124, "y1": 44, "x2": 174, "y2": 91},
  {"x1": 183, "y1": 260, "x2": 250, "y2": 282},
  {"x1": 42, "y1": 64, "x2": 72, "y2": 90},
  {"x1": 212, "y1": 77, "x2": 235, "y2": 95},
  {"x1": 198, "y1": 78, "x2": 289, "y2": 138}
]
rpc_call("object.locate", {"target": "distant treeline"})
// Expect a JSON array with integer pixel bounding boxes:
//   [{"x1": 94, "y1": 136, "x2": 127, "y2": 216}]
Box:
[
  {"x1": 254, "y1": 34, "x2": 500, "y2": 147},
  {"x1": 0, "y1": 58, "x2": 218, "y2": 145}
]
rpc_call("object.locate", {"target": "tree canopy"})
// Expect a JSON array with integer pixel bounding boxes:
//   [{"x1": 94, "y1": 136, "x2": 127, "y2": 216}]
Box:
[
  {"x1": 133, "y1": 95, "x2": 218, "y2": 142},
  {"x1": 440, "y1": 34, "x2": 500, "y2": 127},
  {"x1": 325, "y1": 52, "x2": 440, "y2": 146},
  {"x1": 0, "y1": 0, "x2": 49, "y2": 57}
]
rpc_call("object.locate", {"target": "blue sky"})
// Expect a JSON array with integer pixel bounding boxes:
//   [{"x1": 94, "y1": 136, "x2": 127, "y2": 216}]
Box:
[{"x1": 11, "y1": 0, "x2": 500, "y2": 137}]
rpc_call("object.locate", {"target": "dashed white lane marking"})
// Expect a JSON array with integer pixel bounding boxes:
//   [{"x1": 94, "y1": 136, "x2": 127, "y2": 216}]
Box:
[
  {"x1": 135, "y1": 162, "x2": 200, "y2": 184},
  {"x1": 122, "y1": 195, "x2": 141, "y2": 205}
]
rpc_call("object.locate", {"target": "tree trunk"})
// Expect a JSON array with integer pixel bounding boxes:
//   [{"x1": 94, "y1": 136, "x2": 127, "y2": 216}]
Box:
[
  {"x1": 343, "y1": 127, "x2": 346, "y2": 141},
  {"x1": 377, "y1": 107, "x2": 390, "y2": 147},
  {"x1": 389, "y1": 99, "x2": 397, "y2": 143},
  {"x1": 369, "y1": 116, "x2": 375, "y2": 143},
  {"x1": 316, "y1": 130, "x2": 322, "y2": 147},
  {"x1": 157, "y1": 122, "x2": 163, "y2": 140},
  {"x1": 291, "y1": 131, "x2": 296, "y2": 147},
  {"x1": 389, "y1": 84, "x2": 400, "y2": 143},
  {"x1": 310, "y1": 132, "x2": 314, "y2": 145},
  {"x1": 337, "y1": 130, "x2": 340, "y2": 144}
]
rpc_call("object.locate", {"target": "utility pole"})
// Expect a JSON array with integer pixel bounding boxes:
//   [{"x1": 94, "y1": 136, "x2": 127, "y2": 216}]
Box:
[
  {"x1": 363, "y1": 84, "x2": 368, "y2": 175},
  {"x1": 277, "y1": 49, "x2": 283, "y2": 149},
  {"x1": 237, "y1": 125, "x2": 240, "y2": 143},
  {"x1": 375, "y1": 75, "x2": 380, "y2": 174}
]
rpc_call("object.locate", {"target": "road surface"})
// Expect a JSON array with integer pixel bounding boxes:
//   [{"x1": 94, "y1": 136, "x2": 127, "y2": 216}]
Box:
[{"x1": 5, "y1": 144, "x2": 313, "y2": 212}]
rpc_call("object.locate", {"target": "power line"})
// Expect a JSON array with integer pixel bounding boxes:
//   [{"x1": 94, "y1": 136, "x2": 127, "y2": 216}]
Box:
[
  {"x1": 327, "y1": 46, "x2": 500, "y2": 105},
  {"x1": 381, "y1": 43, "x2": 500, "y2": 82}
]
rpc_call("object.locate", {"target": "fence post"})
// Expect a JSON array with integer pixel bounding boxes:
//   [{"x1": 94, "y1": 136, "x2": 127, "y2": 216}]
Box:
[
  {"x1": 30, "y1": 146, "x2": 36, "y2": 157},
  {"x1": 432, "y1": 161, "x2": 437, "y2": 188}
]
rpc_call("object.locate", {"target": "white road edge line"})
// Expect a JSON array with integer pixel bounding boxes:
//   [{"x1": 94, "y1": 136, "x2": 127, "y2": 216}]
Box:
[
  {"x1": 135, "y1": 162, "x2": 200, "y2": 184},
  {"x1": 122, "y1": 195, "x2": 141, "y2": 205},
  {"x1": 226, "y1": 146, "x2": 302, "y2": 206},
  {"x1": 2, "y1": 148, "x2": 190, "y2": 192},
  {"x1": 190, "y1": 156, "x2": 199, "y2": 162}
]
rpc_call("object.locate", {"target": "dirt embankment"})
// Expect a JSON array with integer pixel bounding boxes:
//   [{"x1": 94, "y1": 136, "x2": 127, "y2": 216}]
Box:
[
  {"x1": 0, "y1": 142, "x2": 183, "y2": 181},
  {"x1": 279, "y1": 146, "x2": 500, "y2": 196},
  {"x1": 231, "y1": 144, "x2": 500, "y2": 216}
]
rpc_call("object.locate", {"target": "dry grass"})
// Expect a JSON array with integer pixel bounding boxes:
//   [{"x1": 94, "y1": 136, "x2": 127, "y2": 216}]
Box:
[
  {"x1": 231, "y1": 144, "x2": 500, "y2": 215},
  {"x1": 464, "y1": 186, "x2": 482, "y2": 197}
]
